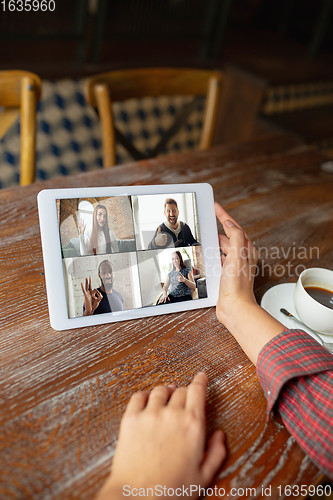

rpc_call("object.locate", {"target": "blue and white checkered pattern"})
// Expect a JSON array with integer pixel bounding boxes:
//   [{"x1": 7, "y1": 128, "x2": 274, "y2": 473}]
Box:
[{"x1": 0, "y1": 79, "x2": 204, "y2": 188}]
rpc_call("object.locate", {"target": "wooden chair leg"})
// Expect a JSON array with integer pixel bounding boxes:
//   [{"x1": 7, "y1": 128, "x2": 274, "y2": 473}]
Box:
[
  {"x1": 95, "y1": 84, "x2": 117, "y2": 168},
  {"x1": 200, "y1": 75, "x2": 222, "y2": 149},
  {"x1": 20, "y1": 76, "x2": 37, "y2": 186}
]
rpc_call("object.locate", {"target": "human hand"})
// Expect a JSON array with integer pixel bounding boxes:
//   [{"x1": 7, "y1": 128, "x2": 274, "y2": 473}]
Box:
[
  {"x1": 215, "y1": 203, "x2": 285, "y2": 365},
  {"x1": 215, "y1": 203, "x2": 258, "y2": 329},
  {"x1": 78, "y1": 218, "x2": 86, "y2": 235},
  {"x1": 177, "y1": 272, "x2": 186, "y2": 283},
  {"x1": 158, "y1": 292, "x2": 170, "y2": 304},
  {"x1": 96, "y1": 373, "x2": 226, "y2": 500},
  {"x1": 81, "y1": 276, "x2": 103, "y2": 315},
  {"x1": 154, "y1": 225, "x2": 168, "y2": 247}
]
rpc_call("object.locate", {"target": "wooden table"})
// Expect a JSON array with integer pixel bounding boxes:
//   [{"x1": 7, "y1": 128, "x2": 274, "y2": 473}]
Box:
[{"x1": 1, "y1": 133, "x2": 332, "y2": 499}]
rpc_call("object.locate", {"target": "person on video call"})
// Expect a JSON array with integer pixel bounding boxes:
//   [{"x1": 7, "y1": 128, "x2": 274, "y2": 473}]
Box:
[
  {"x1": 95, "y1": 203, "x2": 332, "y2": 500},
  {"x1": 78, "y1": 204, "x2": 118, "y2": 256},
  {"x1": 148, "y1": 198, "x2": 199, "y2": 249},
  {"x1": 81, "y1": 260, "x2": 124, "y2": 315},
  {"x1": 159, "y1": 251, "x2": 196, "y2": 304}
]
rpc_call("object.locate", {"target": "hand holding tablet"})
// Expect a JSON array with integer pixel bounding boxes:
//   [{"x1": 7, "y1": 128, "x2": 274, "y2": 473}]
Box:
[{"x1": 37, "y1": 184, "x2": 221, "y2": 330}]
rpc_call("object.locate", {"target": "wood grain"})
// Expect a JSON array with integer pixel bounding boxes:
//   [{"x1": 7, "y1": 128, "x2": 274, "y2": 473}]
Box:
[{"x1": 1, "y1": 133, "x2": 331, "y2": 499}]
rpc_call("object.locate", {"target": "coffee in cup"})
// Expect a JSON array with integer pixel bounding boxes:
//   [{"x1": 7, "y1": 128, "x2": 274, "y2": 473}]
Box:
[{"x1": 294, "y1": 268, "x2": 333, "y2": 334}]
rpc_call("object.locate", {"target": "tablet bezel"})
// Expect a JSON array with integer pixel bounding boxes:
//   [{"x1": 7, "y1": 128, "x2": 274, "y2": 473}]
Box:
[{"x1": 37, "y1": 183, "x2": 221, "y2": 331}]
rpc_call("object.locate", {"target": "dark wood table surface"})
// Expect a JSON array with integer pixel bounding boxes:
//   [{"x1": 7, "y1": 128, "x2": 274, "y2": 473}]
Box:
[{"x1": 1, "y1": 133, "x2": 333, "y2": 499}]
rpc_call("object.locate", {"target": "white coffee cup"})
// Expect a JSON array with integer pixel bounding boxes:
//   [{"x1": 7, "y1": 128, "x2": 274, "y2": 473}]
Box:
[{"x1": 294, "y1": 268, "x2": 333, "y2": 334}]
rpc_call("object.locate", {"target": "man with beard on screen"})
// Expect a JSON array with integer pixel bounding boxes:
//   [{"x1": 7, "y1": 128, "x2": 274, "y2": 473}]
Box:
[
  {"x1": 81, "y1": 260, "x2": 124, "y2": 315},
  {"x1": 148, "y1": 198, "x2": 199, "y2": 249}
]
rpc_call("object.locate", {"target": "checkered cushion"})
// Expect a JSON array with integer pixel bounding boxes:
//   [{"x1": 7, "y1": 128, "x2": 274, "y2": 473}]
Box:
[{"x1": 0, "y1": 79, "x2": 204, "y2": 188}]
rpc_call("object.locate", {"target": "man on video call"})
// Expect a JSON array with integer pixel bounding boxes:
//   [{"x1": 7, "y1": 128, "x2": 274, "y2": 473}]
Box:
[
  {"x1": 148, "y1": 198, "x2": 199, "y2": 249},
  {"x1": 81, "y1": 260, "x2": 124, "y2": 315}
]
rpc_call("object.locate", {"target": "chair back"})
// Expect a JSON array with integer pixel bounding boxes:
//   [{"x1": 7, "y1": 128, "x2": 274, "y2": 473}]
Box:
[
  {"x1": 85, "y1": 68, "x2": 223, "y2": 168},
  {"x1": 0, "y1": 70, "x2": 41, "y2": 185}
]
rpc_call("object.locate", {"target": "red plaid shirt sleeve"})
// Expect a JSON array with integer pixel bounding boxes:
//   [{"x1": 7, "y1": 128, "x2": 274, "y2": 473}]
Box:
[{"x1": 257, "y1": 329, "x2": 333, "y2": 479}]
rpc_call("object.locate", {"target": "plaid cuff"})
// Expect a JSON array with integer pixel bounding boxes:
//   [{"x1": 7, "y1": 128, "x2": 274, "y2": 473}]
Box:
[{"x1": 256, "y1": 329, "x2": 333, "y2": 415}]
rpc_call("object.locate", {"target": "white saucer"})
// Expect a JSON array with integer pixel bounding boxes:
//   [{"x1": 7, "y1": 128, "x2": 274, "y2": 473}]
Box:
[{"x1": 260, "y1": 283, "x2": 333, "y2": 345}]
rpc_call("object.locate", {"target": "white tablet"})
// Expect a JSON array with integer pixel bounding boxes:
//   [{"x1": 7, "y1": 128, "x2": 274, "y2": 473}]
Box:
[{"x1": 37, "y1": 183, "x2": 221, "y2": 331}]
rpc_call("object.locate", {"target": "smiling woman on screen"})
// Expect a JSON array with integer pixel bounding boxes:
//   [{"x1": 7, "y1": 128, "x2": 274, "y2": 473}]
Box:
[
  {"x1": 78, "y1": 204, "x2": 118, "y2": 256},
  {"x1": 159, "y1": 251, "x2": 196, "y2": 304}
]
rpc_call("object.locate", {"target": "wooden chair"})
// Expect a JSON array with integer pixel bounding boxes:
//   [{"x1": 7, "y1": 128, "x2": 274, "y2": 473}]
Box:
[
  {"x1": 85, "y1": 68, "x2": 223, "y2": 168},
  {"x1": 0, "y1": 70, "x2": 41, "y2": 186}
]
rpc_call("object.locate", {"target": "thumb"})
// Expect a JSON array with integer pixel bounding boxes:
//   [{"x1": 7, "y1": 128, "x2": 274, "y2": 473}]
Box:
[
  {"x1": 200, "y1": 430, "x2": 226, "y2": 486},
  {"x1": 224, "y1": 219, "x2": 236, "y2": 228},
  {"x1": 158, "y1": 225, "x2": 162, "y2": 233}
]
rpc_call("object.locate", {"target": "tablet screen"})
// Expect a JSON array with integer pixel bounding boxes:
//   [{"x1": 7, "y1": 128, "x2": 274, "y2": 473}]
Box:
[{"x1": 57, "y1": 193, "x2": 207, "y2": 319}]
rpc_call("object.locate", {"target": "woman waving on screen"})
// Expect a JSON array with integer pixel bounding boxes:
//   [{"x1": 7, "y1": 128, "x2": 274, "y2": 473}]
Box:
[{"x1": 78, "y1": 204, "x2": 118, "y2": 256}]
